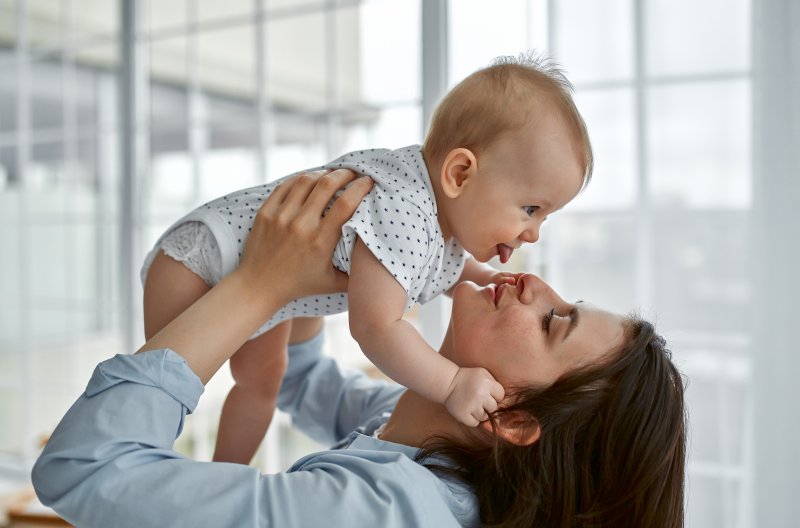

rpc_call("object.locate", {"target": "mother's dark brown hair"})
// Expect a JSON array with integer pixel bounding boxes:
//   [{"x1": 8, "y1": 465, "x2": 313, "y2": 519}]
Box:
[{"x1": 417, "y1": 316, "x2": 686, "y2": 528}]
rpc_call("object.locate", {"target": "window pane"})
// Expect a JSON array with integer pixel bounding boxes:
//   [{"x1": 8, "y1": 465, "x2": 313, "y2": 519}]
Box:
[
  {"x1": 29, "y1": 224, "x2": 69, "y2": 300},
  {"x1": 0, "y1": 223, "x2": 21, "y2": 319},
  {"x1": 0, "y1": 389, "x2": 22, "y2": 452},
  {"x1": 71, "y1": 0, "x2": 118, "y2": 40},
  {"x1": 197, "y1": 25, "x2": 256, "y2": 101},
  {"x1": 151, "y1": 84, "x2": 190, "y2": 134},
  {"x1": 648, "y1": 80, "x2": 751, "y2": 209},
  {"x1": 341, "y1": 104, "x2": 422, "y2": 153},
  {"x1": 653, "y1": 210, "x2": 749, "y2": 333},
  {"x1": 29, "y1": 0, "x2": 63, "y2": 53},
  {"x1": 268, "y1": 0, "x2": 325, "y2": 12},
  {"x1": 31, "y1": 60, "x2": 64, "y2": 132},
  {"x1": 200, "y1": 147, "x2": 258, "y2": 201},
  {"x1": 0, "y1": 1, "x2": 15, "y2": 53},
  {"x1": 75, "y1": 68, "x2": 101, "y2": 132},
  {"x1": 546, "y1": 214, "x2": 636, "y2": 315},
  {"x1": 0, "y1": 55, "x2": 16, "y2": 132},
  {"x1": 266, "y1": 115, "x2": 328, "y2": 180},
  {"x1": 357, "y1": 0, "x2": 421, "y2": 105},
  {"x1": 197, "y1": 0, "x2": 256, "y2": 23},
  {"x1": 685, "y1": 475, "x2": 725, "y2": 528},
  {"x1": 0, "y1": 146, "x2": 17, "y2": 187},
  {"x1": 570, "y1": 88, "x2": 637, "y2": 210},
  {"x1": 74, "y1": 43, "x2": 118, "y2": 79},
  {"x1": 646, "y1": 0, "x2": 751, "y2": 76},
  {"x1": 147, "y1": 147, "x2": 194, "y2": 221},
  {"x1": 29, "y1": 142, "x2": 65, "y2": 190},
  {"x1": 265, "y1": 12, "x2": 327, "y2": 111},
  {"x1": 71, "y1": 222, "x2": 100, "y2": 304},
  {"x1": 145, "y1": 0, "x2": 188, "y2": 33},
  {"x1": 0, "y1": 319, "x2": 22, "y2": 360},
  {"x1": 448, "y1": 0, "x2": 528, "y2": 88},
  {"x1": 209, "y1": 119, "x2": 259, "y2": 151},
  {"x1": 335, "y1": 6, "x2": 362, "y2": 109},
  {"x1": 553, "y1": 0, "x2": 633, "y2": 83},
  {"x1": 150, "y1": 37, "x2": 190, "y2": 128}
]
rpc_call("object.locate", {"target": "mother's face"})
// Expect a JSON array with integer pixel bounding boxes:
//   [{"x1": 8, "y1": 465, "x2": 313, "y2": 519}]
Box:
[{"x1": 447, "y1": 274, "x2": 625, "y2": 388}]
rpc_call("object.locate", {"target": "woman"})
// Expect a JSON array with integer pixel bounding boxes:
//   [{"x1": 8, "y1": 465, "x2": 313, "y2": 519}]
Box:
[{"x1": 32, "y1": 170, "x2": 686, "y2": 527}]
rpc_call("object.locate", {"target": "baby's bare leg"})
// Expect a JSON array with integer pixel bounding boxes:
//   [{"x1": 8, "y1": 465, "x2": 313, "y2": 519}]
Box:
[
  {"x1": 143, "y1": 250, "x2": 210, "y2": 340},
  {"x1": 214, "y1": 322, "x2": 291, "y2": 465}
]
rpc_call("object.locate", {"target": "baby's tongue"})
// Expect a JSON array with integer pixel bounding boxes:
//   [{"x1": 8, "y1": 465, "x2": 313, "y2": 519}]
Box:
[{"x1": 498, "y1": 244, "x2": 512, "y2": 264}]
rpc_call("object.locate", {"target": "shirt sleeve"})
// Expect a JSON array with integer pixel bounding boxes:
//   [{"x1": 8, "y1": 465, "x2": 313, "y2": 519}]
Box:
[
  {"x1": 277, "y1": 332, "x2": 404, "y2": 445},
  {"x1": 337, "y1": 187, "x2": 434, "y2": 298},
  {"x1": 32, "y1": 348, "x2": 410, "y2": 528}
]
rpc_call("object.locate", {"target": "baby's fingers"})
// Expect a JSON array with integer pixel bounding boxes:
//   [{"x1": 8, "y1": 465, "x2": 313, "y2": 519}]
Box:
[
  {"x1": 490, "y1": 380, "x2": 505, "y2": 403},
  {"x1": 463, "y1": 411, "x2": 481, "y2": 428}
]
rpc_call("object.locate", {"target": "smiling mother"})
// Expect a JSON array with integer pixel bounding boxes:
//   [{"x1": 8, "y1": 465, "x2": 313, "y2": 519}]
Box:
[{"x1": 33, "y1": 170, "x2": 686, "y2": 528}]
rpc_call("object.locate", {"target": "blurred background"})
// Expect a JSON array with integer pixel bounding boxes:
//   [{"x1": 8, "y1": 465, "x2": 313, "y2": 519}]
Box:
[{"x1": 0, "y1": 0, "x2": 797, "y2": 526}]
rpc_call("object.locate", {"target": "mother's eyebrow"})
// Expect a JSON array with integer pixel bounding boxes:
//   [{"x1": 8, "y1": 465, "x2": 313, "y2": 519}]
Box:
[{"x1": 563, "y1": 304, "x2": 581, "y2": 342}]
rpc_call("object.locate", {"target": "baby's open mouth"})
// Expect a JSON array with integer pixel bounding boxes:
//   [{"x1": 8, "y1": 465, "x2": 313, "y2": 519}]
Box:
[{"x1": 497, "y1": 244, "x2": 514, "y2": 264}]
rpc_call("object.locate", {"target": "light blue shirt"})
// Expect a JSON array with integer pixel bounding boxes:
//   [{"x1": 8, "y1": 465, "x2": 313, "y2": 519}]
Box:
[{"x1": 31, "y1": 333, "x2": 479, "y2": 527}]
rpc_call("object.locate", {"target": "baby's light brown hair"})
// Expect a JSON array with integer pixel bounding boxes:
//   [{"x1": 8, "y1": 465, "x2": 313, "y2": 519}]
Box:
[{"x1": 422, "y1": 51, "x2": 593, "y2": 188}]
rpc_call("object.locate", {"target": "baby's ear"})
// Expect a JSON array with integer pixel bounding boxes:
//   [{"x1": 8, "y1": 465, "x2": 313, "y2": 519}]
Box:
[
  {"x1": 440, "y1": 148, "x2": 478, "y2": 198},
  {"x1": 479, "y1": 411, "x2": 540, "y2": 446}
]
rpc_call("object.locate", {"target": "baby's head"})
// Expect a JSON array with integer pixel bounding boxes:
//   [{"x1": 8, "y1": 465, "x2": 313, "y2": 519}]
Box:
[{"x1": 423, "y1": 52, "x2": 592, "y2": 263}]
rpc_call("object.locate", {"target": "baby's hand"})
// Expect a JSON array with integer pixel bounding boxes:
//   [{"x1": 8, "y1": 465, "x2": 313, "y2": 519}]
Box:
[
  {"x1": 444, "y1": 367, "x2": 505, "y2": 427},
  {"x1": 488, "y1": 271, "x2": 525, "y2": 287}
]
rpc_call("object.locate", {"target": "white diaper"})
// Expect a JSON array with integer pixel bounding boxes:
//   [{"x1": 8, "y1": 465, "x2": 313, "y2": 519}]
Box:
[{"x1": 141, "y1": 221, "x2": 223, "y2": 287}]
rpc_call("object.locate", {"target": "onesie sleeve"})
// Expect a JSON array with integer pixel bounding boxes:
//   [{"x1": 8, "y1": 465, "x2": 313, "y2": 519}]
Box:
[{"x1": 337, "y1": 187, "x2": 434, "y2": 300}]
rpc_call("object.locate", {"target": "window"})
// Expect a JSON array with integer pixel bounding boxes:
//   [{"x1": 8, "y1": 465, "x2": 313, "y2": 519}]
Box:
[
  {"x1": 449, "y1": 0, "x2": 752, "y2": 525},
  {"x1": 1, "y1": 2, "x2": 780, "y2": 526}
]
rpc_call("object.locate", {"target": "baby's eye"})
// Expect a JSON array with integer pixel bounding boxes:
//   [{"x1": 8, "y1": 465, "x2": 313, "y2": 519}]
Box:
[{"x1": 522, "y1": 205, "x2": 539, "y2": 217}]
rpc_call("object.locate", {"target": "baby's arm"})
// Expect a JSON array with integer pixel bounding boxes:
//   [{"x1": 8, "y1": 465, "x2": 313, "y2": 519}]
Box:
[{"x1": 348, "y1": 239, "x2": 504, "y2": 426}]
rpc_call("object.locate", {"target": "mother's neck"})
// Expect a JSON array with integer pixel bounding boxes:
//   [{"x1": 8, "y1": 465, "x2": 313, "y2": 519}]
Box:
[
  {"x1": 378, "y1": 389, "x2": 464, "y2": 448},
  {"x1": 379, "y1": 325, "x2": 471, "y2": 448}
]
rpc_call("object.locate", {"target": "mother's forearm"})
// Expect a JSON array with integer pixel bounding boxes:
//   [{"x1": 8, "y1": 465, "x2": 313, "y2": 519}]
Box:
[{"x1": 137, "y1": 271, "x2": 286, "y2": 385}]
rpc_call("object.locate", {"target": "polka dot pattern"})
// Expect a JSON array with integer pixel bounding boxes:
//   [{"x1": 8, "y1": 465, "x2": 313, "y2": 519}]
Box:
[{"x1": 145, "y1": 145, "x2": 466, "y2": 339}]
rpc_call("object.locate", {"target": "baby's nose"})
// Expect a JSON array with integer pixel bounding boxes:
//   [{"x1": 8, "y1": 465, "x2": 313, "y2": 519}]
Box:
[{"x1": 520, "y1": 225, "x2": 540, "y2": 244}]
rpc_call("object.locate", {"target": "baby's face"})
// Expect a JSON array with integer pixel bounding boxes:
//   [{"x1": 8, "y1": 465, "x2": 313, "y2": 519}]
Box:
[{"x1": 447, "y1": 115, "x2": 585, "y2": 263}]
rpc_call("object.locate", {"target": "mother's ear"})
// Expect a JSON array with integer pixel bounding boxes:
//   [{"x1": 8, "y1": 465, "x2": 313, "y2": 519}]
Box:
[
  {"x1": 440, "y1": 148, "x2": 478, "y2": 198},
  {"x1": 480, "y1": 411, "x2": 540, "y2": 446}
]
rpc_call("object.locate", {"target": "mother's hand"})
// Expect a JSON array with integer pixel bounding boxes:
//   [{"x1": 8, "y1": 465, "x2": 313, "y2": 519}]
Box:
[
  {"x1": 139, "y1": 169, "x2": 372, "y2": 384},
  {"x1": 237, "y1": 169, "x2": 373, "y2": 304}
]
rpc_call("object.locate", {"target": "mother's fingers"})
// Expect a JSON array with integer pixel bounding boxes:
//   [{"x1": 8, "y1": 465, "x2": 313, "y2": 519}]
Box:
[
  {"x1": 302, "y1": 169, "x2": 361, "y2": 216},
  {"x1": 274, "y1": 170, "x2": 331, "y2": 220},
  {"x1": 319, "y1": 174, "x2": 373, "y2": 242}
]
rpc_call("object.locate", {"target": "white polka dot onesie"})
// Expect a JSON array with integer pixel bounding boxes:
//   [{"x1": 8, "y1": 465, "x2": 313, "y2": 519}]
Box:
[{"x1": 141, "y1": 145, "x2": 467, "y2": 339}]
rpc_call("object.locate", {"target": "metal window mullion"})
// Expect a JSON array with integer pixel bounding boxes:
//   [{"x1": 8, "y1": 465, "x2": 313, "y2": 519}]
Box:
[
  {"x1": 541, "y1": 0, "x2": 559, "y2": 286},
  {"x1": 62, "y1": 0, "x2": 83, "y2": 397},
  {"x1": 255, "y1": 0, "x2": 269, "y2": 182},
  {"x1": 188, "y1": 0, "x2": 206, "y2": 207},
  {"x1": 416, "y1": 0, "x2": 449, "y2": 347},
  {"x1": 324, "y1": 0, "x2": 340, "y2": 159},
  {"x1": 632, "y1": 0, "x2": 653, "y2": 309},
  {"x1": 751, "y1": 0, "x2": 800, "y2": 526},
  {"x1": 119, "y1": 0, "x2": 143, "y2": 355},
  {"x1": 253, "y1": 0, "x2": 282, "y2": 474},
  {"x1": 16, "y1": 0, "x2": 35, "y2": 462},
  {"x1": 96, "y1": 74, "x2": 115, "y2": 332}
]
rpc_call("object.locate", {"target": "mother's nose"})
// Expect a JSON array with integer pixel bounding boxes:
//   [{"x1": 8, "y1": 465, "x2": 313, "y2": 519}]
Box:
[{"x1": 519, "y1": 273, "x2": 565, "y2": 305}]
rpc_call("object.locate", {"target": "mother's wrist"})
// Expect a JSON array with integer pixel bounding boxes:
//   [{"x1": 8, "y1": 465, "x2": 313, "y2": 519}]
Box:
[{"x1": 226, "y1": 269, "x2": 293, "y2": 317}]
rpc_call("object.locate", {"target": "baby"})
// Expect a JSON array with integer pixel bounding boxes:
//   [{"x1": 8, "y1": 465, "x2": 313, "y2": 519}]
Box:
[{"x1": 142, "y1": 53, "x2": 593, "y2": 464}]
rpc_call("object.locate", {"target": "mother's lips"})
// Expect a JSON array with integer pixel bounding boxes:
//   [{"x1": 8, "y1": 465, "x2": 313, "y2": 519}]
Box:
[{"x1": 497, "y1": 244, "x2": 514, "y2": 264}]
